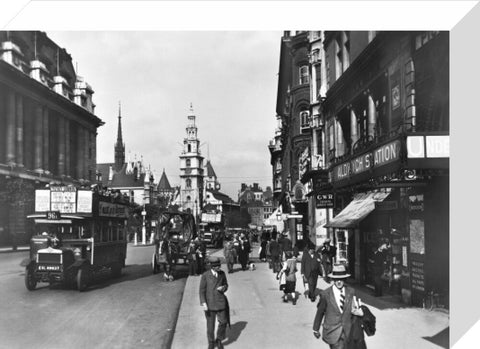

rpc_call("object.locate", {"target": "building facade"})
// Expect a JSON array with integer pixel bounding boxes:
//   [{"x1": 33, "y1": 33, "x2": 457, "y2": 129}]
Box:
[
  {"x1": 271, "y1": 31, "x2": 449, "y2": 307},
  {"x1": 0, "y1": 31, "x2": 103, "y2": 247}
]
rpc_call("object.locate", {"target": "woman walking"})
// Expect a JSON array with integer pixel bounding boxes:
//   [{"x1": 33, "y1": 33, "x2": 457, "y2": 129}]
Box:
[{"x1": 277, "y1": 251, "x2": 298, "y2": 305}]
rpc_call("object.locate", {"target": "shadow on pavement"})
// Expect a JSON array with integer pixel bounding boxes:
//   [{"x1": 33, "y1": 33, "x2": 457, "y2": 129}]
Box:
[
  {"x1": 422, "y1": 326, "x2": 449, "y2": 349},
  {"x1": 223, "y1": 321, "x2": 248, "y2": 346},
  {"x1": 83, "y1": 263, "x2": 190, "y2": 291}
]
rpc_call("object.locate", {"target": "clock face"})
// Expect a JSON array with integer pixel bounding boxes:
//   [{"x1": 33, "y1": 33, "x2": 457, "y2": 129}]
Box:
[{"x1": 392, "y1": 85, "x2": 400, "y2": 110}]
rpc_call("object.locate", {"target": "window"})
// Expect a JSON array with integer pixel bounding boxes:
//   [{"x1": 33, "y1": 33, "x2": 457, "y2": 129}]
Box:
[
  {"x1": 335, "y1": 32, "x2": 350, "y2": 78},
  {"x1": 328, "y1": 124, "x2": 335, "y2": 151},
  {"x1": 299, "y1": 66, "x2": 309, "y2": 85},
  {"x1": 186, "y1": 178, "x2": 192, "y2": 188},
  {"x1": 415, "y1": 31, "x2": 439, "y2": 50},
  {"x1": 186, "y1": 159, "x2": 191, "y2": 167},
  {"x1": 187, "y1": 144, "x2": 191, "y2": 152},
  {"x1": 300, "y1": 110, "x2": 310, "y2": 130}
]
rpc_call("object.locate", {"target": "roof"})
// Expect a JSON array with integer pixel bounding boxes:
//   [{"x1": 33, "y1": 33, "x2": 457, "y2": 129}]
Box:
[
  {"x1": 96, "y1": 162, "x2": 145, "y2": 188},
  {"x1": 157, "y1": 170, "x2": 172, "y2": 190},
  {"x1": 206, "y1": 160, "x2": 217, "y2": 178},
  {"x1": 210, "y1": 190, "x2": 234, "y2": 204}
]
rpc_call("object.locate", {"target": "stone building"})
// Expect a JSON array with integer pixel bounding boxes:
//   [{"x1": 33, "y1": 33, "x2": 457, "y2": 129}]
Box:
[
  {"x1": 272, "y1": 31, "x2": 449, "y2": 307},
  {"x1": 0, "y1": 31, "x2": 102, "y2": 247}
]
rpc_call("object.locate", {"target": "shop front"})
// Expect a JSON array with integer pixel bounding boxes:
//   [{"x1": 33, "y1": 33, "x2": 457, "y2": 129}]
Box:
[{"x1": 323, "y1": 134, "x2": 449, "y2": 307}]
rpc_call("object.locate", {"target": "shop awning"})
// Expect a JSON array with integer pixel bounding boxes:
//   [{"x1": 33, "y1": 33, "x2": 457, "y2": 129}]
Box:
[{"x1": 324, "y1": 190, "x2": 391, "y2": 229}]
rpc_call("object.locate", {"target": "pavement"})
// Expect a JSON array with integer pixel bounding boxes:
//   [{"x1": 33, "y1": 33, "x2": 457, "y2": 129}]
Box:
[
  {"x1": 0, "y1": 245, "x2": 29, "y2": 253},
  {"x1": 172, "y1": 244, "x2": 449, "y2": 349}
]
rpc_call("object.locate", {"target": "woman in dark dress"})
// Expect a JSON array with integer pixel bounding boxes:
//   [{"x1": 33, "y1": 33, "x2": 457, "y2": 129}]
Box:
[
  {"x1": 259, "y1": 238, "x2": 268, "y2": 262},
  {"x1": 237, "y1": 235, "x2": 251, "y2": 271}
]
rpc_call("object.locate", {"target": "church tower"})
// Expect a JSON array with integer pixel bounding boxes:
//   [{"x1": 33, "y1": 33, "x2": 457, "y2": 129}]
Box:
[
  {"x1": 179, "y1": 104, "x2": 204, "y2": 220},
  {"x1": 114, "y1": 102, "x2": 125, "y2": 172}
]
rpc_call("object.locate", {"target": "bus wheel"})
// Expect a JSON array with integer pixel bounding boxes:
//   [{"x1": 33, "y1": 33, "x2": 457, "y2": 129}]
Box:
[
  {"x1": 152, "y1": 254, "x2": 159, "y2": 274},
  {"x1": 25, "y1": 265, "x2": 37, "y2": 291},
  {"x1": 76, "y1": 266, "x2": 90, "y2": 292}
]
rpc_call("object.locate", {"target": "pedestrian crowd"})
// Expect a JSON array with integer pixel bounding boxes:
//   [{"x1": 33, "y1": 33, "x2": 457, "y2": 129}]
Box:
[{"x1": 198, "y1": 232, "x2": 380, "y2": 349}]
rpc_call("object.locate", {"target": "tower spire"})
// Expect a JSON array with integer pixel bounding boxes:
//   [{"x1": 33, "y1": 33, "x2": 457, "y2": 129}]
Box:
[{"x1": 114, "y1": 101, "x2": 125, "y2": 171}]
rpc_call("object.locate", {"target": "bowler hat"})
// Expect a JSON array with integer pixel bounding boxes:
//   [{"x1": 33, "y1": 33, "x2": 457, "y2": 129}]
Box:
[
  {"x1": 208, "y1": 257, "x2": 221, "y2": 267},
  {"x1": 328, "y1": 264, "x2": 350, "y2": 279},
  {"x1": 324, "y1": 238, "x2": 331, "y2": 244}
]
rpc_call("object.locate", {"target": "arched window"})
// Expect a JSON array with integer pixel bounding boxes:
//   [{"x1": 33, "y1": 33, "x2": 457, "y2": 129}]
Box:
[
  {"x1": 187, "y1": 144, "x2": 191, "y2": 152},
  {"x1": 186, "y1": 178, "x2": 192, "y2": 188},
  {"x1": 299, "y1": 65, "x2": 309, "y2": 85},
  {"x1": 186, "y1": 159, "x2": 191, "y2": 167}
]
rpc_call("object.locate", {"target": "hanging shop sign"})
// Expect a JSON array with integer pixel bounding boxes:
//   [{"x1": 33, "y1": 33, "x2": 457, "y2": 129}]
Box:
[
  {"x1": 316, "y1": 193, "x2": 334, "y2": 209},
  {"x1": 332, "y1": 140, "x2": 402, "y2": 183}
]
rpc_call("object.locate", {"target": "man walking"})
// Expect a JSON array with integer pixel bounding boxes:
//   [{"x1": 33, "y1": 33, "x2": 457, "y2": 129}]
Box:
[
  {"x1": 313, "y1": 264, "x2": 364, "y2": 349},
  {"x1": 301, "y1": 243, "x2": 322, "y2": 302},
  {"x1": 199, "y1": 257, "x2": 229, "y2": 349}
]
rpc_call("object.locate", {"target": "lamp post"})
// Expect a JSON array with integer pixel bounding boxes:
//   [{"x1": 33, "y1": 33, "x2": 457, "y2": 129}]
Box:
[{"x1": 141, "y1": 206, "x2": 147, "y2": 245}]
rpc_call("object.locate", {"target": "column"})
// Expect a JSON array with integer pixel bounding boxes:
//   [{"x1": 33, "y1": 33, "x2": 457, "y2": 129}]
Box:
[
  {"x1": 350, "y1": 107, "x2": 358, "y2": 151},
  {"x1": 367, "y1": 93, "x2": 376, "y2": 139},
  {"x1": 6, "y1": 91, "x2": 16, "y2": 165},
  {"x1": 15, "y1": 94, "x2": 24, "y2": 167},
  {"x1": 57, "y1": 117, "x2": 66, "y2": 176},
  {"x1": 34, "y1": 104, "x2": 43, "y2": 172},
  {"x1": 76, "y1": 126, "x2": 84, "y2": 180},
  {"x1": 65, "y1": 119, "x2": 71, "y2": 177},
  {"x1": 84, "y1": 128, "x2": 90, "y2": 181},
  {"x1": 42, "y1": 107, "x2": 49, "y2": 173}
]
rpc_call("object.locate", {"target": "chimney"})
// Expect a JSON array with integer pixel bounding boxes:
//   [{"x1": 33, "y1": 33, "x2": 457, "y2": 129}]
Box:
[
  {"x1": 241, "y1": 183, "x2": 247, "y2": 192},
  {"x1": 0, "y1": 41, "x2": 24, "y2": 69},
  {"x1": 30, "y1": 59, "x2": 49, "y2": 86}
]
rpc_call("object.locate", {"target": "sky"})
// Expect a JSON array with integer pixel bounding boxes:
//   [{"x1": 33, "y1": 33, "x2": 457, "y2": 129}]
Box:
[{"x1": 48, "y1": 31, "x2": 281, "y2": 200}]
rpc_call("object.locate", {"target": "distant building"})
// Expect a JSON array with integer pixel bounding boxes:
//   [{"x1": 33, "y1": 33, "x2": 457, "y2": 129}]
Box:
[
  {"x1": 0, "y1": 31, "x2": 103, "y2": 247},
  {"x1": 173, "y1": 104, "x2": 204, "y2": 220},
  {"x1": 156, "y1": 168, "x2": 175, "y2": 208},
  {"x1": 96, "y1": 104, "x2": 155, "y2": 205},
  {"x1": 238, "y1": 183, "x2": 274, "y2": 228}
]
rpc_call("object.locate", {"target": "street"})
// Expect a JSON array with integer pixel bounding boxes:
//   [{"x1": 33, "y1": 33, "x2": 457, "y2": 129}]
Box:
[{"x1": 0, "y1": 244, "x2": 188, "y2": 349}]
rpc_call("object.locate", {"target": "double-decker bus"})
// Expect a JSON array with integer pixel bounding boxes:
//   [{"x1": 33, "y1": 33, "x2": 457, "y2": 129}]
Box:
[{"x1": 23, "y1": 185, "x2": 131, "y2": 292}]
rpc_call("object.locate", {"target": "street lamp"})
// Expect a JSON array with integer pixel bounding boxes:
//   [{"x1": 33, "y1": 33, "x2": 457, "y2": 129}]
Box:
[{"x1": 141, "y1": 206, "x2": 147, "y2": 245}]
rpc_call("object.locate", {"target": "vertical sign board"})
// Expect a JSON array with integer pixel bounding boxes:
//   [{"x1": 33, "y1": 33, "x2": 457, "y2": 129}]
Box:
[
  {"x1": 77, "y1": 190, "x2": 93, "y2": 213},
  {"x1": 35, "y1": 189, "x2": 51, "y2": 212}
]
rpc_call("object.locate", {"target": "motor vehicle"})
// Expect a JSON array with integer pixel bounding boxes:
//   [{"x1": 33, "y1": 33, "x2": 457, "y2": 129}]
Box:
[{"x1": 23, "y1": 185, "x2": 131, "y2": 292}]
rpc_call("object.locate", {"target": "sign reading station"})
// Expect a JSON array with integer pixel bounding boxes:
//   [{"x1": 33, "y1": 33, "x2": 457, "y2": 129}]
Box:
[{"x1": 332, "y1": 140, "x2": 401, "y2": 182}]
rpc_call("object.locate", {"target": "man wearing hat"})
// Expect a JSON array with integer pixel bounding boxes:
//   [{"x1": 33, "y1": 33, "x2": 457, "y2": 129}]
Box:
[
  {"x1": 313, "y1": 264, "x2": 364, "y2": 349},
  {"x1": 199, "y1": 257, "x2": 229, "y2": 349}
]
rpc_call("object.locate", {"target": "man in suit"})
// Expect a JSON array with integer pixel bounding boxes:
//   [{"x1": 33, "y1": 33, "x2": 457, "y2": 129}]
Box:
[
  {"x1": 320, "y1": 238, "x2": 337, "y2": 282},
  {"x1": 301, "y1": 243, "x2": 322, "y2": 302},
  {"x1": 313, "y1": 264, "x2": 364, "y2": 349},
  {"x1": 199, "y1": 257, "x2": 229, "y2": 349}
]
